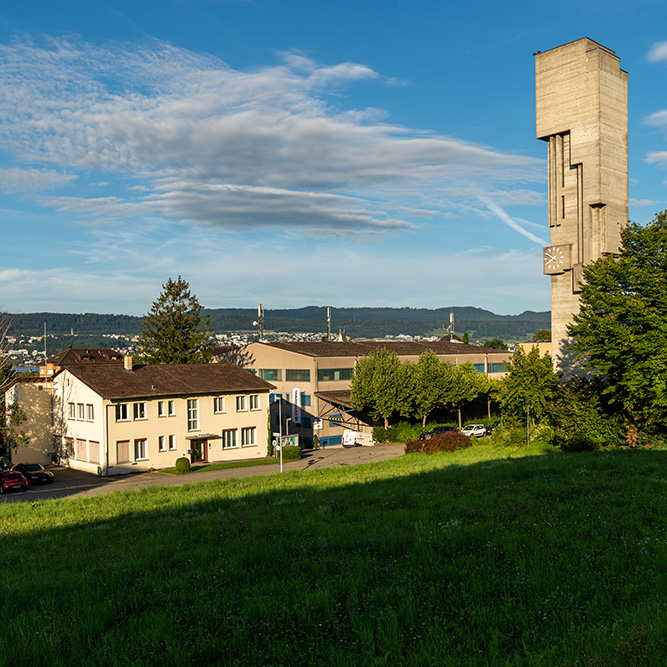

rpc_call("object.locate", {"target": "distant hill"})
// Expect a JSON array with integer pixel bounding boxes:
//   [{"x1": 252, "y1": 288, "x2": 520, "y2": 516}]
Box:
[{"x1": 9, "y1": 306, "x2": 550, "y2": 340}]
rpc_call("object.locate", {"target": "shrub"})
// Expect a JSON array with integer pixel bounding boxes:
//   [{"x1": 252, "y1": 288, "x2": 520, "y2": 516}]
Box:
[
  {"x1": 624, "y1": 425, "x2": 667, "y2": 450},
  {"x1": 175, "y1": 457, "x2": 191, "y2": 474},
  {"x1": 490, "y1": 426, "x2": 530, "y2": 447},
  {"x1": 548, "y1": 377, "x2": 623, "y2": 451},
  {"x1": 405, "y1": 431, "x2": 472, "y2": 455},
  {"x1": 425, "y1": 431, "x2": 472, "y2": 454},
  {"x1": 281, "y1": 445, "x2": 302, "y2": 461},
  {"x1": 373, "y1": 426, "x2": 387, "y2": 443},
  {"x1": 404, "y1": 439, "x2": 425, "y2": 454}
]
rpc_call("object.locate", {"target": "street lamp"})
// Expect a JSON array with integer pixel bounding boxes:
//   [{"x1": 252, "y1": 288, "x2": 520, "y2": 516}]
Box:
[
  {"x1": 525, "y1": 400, "x2": 531, "y2": 447},
  {"x1": 282, "y1": 417, "x2": 292, "y2": 474}
]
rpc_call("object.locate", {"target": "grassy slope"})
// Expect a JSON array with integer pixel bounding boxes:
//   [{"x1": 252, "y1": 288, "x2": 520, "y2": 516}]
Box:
[{"x1": 1, "y1": 444, "x2": 667, "y2": 666}]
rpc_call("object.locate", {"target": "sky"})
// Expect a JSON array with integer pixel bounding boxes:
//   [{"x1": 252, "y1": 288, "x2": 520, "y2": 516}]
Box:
[{"x1": 1, "y1": 0, "x2": 667, "y2": 317}]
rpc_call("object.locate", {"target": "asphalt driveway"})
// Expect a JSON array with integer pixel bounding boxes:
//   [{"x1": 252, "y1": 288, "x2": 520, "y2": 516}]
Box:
[{"x1": 0, "y1": 444, "x2": 405, "y2": 503}]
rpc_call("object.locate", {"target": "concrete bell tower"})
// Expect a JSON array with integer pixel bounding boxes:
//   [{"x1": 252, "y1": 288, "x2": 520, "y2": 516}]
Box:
[{"x1": 535, "y1": 38, "x2": 628, "y2": 370}]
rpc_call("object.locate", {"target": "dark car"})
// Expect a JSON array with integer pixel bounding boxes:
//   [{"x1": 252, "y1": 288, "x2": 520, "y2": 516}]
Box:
[
  {"x1": 485, "y1": 421, "x2": 501, "y2": 436},
  {"x1": 419, "y1": 426, "x2": 457, "y2": 441},
  {"x1": 0, "y1": 470, "x2": 28, "y2": 494},
  {"x1": 12, "y1": 463, "x2": 54, "y2": 485}
]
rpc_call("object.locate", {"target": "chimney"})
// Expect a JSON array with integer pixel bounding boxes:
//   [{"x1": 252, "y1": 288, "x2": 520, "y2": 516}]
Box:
[{"x1": 124, "y1": 355, "x2": 133, "y2": 372}]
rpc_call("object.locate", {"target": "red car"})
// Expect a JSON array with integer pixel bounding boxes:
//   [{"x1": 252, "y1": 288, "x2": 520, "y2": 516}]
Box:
[{"x1": 0, "y1": 470, "x2": 28, "y2": 494}]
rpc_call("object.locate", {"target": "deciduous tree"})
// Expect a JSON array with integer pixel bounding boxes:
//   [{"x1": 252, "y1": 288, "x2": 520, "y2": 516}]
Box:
[
  {"x1": 568, "y1": 212, "x2": 667, "y2": 430},
  {"x1": 135, "y1": 277, "x2": 213, "y2": 364},
  {"x1": 351, "y1": 347, "x2": 411, "y2": 431},
  {"x1": 410, "y1": 350, "x2": 455, "y2": 427},
  {"x1": 498, "y1": 346, "x2": 558, "y2": 426}
]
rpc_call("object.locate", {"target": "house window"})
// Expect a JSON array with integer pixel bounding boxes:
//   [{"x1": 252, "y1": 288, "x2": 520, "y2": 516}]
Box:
[
  {"x1": 86, "y1": 404, "x2": 94, "y2": 421},
  {"x1": 286, "y1": 369, "x2": 310, "y2": 382},
  {"x1": 157, "y1": 401, "x2": 165, "y2": 417},
  {"x1": 76, "y1": 438, "x2": 87, "y2": 461},
  {"x1": 222, "y1": 429, "x2": 238, "y2": 449},
  {"x1": 317, "y1": 368, "x2": 354, "y2": 382},
  {"x1": 491, "y1": 363, "x2": 507, "y2": 373},
  {"x1": 89, "y1": 441, "x2": 100, "y2": 465},
  {"x1": 249, "y1": 395, "x2": 260, "y2": 411},
  {"x1": 168, "y1": 435, "x2": 176, "y2": 451},
  {"x1": 301, "y1": 393, "x2": 311, "y2": 407},
  {"x1": 68, "y1": 402, "x2": 75, "y2": 419},
  {"x1": 236, "y1": 395, "x2": 247, "y2": 412},
  {"x1": 187, "y1": 399, "x2": 199, "y2": 431},
  {"x1": 241, "y1": 427, "x2": 256, "y2": 447},
  {"x1": 167, "y1": 400, "x2": 175, "y2": 416},
  {"x1": 115, "y1": 404, "x2": 129, "y2": 422},
  {"x1": 77, "y1": 403, "x2": 85, "y2": 420},
  {"x1": 133, "y1": 402, "x2": 147, "y2": 420},
  {"x1": 473, "y1": 364, "x2": 485, "y2": 373},
  {"x1": 158, "y1": 436, "x2": 166, "y2": 452},
  {"x1": 134, "y1": 439, "x2": 147, "y2": 461},
  {"x1": 258, "y1": 369, "x2": 282, "y2": 381},
  {"x1": 214, "y1": 397, "x2": 226, "y2": 413},
  {"x1": 116, "y1": 440, "x2": 130, "y2": 464},
  {"x1": 269, "y1": 392, "x2": 282, "y2": 404}
]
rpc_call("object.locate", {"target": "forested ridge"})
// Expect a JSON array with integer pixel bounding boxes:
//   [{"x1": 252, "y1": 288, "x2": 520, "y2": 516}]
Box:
[{"x1": 10, "y1": 306, "x2": 550, "y2": 340}]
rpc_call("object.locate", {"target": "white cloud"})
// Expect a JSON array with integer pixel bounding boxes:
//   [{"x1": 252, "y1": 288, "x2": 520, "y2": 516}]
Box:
[
  {"x1": 647, "y1": 151, "x2": 667, "y2": 167},
  {"x1": 647, "y1": 41, "x2": 667, "y2": 63},
  {"x1": 0, "y1": 167, "x2": 76, "y2": 193},
  {"x1": 476, "y1": 195, "x2": 548, "y2": 245},
  {"x1": 630, "y1": 198, "x2": 658, "y2": 207},
  {"x1": 0, "y1": 35, "x2": 542, "y2": 236}
]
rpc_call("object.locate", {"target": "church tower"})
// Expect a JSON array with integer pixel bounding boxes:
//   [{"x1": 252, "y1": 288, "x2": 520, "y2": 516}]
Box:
[{"x1": 535, "y1": 38, "x2": 628, "y2": 369}]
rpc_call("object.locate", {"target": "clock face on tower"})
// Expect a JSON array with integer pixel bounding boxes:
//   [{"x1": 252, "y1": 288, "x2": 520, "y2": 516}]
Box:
[{"x1": 543, "y1": 244, "x2": 572, "y2": 275}]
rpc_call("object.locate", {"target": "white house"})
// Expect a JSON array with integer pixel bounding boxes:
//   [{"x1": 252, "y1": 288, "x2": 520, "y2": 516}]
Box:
[{"x1": 52, "y1": 356, "x2": 275, "y2": 475}]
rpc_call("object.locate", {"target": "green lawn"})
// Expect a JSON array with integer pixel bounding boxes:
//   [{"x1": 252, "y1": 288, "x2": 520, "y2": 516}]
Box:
[
  {"x1": 160, "y1": 457, "x2": 279, "y2": 474},
  {"x1": 2, "y1": 442, "x2": 667, "y2": 665}
]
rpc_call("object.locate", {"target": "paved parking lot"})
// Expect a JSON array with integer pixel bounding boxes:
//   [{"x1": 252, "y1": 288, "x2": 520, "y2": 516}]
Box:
[{"x1": 0, "y1": 444, "x2": 405, "y2": 503}]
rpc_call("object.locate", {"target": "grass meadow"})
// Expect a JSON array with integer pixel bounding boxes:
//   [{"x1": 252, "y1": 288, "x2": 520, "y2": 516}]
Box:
[{"x1": 2, "y1": 442, "x2": 667, "y2": 665}]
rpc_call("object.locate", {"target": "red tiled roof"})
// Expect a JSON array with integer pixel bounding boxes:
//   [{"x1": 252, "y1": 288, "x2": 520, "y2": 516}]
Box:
[{"x1": 63, "y1": 362, "x2": 274, "y2": 400}]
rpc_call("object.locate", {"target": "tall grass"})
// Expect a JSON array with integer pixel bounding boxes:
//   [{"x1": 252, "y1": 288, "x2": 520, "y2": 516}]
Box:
[{"x1": 2, "y1": 443, "x2": 667, "y2": 665}]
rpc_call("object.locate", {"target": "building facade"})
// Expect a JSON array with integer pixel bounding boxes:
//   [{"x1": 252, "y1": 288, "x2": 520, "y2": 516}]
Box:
[
  {"x1": 52, "y1": 358, "x2": 274, "y2": 475},
  {"x1": 243, "y1": 340, "x2": 511, "y2": 447}
]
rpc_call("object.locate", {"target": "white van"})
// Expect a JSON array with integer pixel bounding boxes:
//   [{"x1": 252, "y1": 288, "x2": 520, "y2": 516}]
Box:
[{"x1": 342, "y1": 430, "x2": 375, "y2": 447}]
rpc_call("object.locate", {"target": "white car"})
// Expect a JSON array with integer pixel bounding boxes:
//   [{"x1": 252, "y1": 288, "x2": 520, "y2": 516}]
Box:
[{"x1": 461, "y1": 424, "x2": 486, "y2": 438}]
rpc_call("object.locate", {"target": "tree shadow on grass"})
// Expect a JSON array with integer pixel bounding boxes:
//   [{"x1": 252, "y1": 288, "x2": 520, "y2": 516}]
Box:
[{"x1": 3, "y1": 448, "x2": 667, "y2": 666}]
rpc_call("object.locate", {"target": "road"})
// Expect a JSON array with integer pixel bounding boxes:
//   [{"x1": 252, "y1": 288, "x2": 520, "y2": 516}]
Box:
[{"x1": 0, "y1": 444, "x2": 406, "y2": 503}]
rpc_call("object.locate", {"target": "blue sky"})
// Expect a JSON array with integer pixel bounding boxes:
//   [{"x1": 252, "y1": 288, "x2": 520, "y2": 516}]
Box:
[{"x1": 1, "y1": 0, "x2": 666, "y2": 317}]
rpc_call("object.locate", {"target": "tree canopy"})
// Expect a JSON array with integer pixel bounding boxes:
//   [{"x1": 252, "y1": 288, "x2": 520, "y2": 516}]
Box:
[
  {"x1": 498, "y1": 346, "x2": 558, "y2": 426},
  {"x1": 531, "y1": 329, "x2": 551, "y2": 342},
  {"x1": 409, "y1": 350, "x2": 455, "y2": 427},
  {"x1": 135, "y1": 277, "x2": 214, "y2": 365},
  {"x1": 482, "y1": 337, "x2": 508, "y2": 350},
  {"x1": 350, "y1": 347, "x2": 411, "y2": 430},
  {"x1": 568, "y1": 212, "x2": 667, "y2": 430}
]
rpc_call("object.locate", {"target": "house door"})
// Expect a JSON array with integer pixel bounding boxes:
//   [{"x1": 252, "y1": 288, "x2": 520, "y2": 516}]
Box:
[{"x1": 191, "y1": 439, "x2": 208, "y2": 464}]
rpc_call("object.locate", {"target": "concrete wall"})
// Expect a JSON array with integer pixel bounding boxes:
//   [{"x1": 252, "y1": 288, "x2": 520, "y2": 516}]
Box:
[{"x1": 536, "y1": 38, "x2": 628, "y2": 369}]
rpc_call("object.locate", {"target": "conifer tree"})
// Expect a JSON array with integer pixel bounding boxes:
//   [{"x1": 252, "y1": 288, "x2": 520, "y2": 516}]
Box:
[{"x1": 135, "y1": 277, "x2": 213, "y2": 364}]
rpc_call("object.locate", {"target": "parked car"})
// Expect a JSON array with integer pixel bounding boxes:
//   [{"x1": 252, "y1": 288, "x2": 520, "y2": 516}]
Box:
[
  {"x1": 12, "y1": 463, "x2": 55, "y2": 485},
  {"x1": 419, "y1": 426, "x2": 457, "y2": 441},
  {"x1": 0, "y1": 470, "x2": 28, "y2": 494},
  {"x1": 485, "y1": 421, "x2": 501, "y2": 436},
  {"x1": 461, "y1": 424, "x2": 487, "y2": 438}
]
